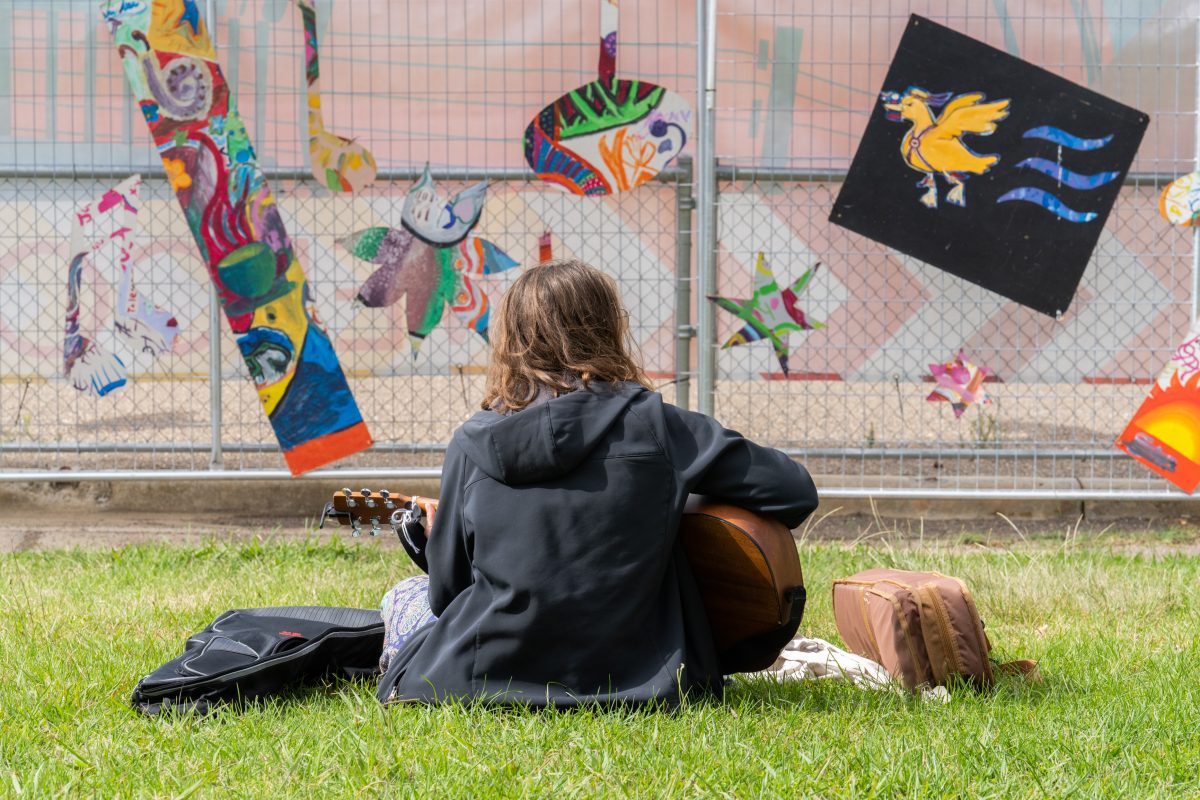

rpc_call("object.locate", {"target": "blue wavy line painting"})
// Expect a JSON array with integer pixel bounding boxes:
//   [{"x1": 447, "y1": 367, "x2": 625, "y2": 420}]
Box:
[
  {"x1": 996, "y1": 187, "x2": 1098, "y2": 222},
  {"x1": 1014, "y1": 157, "x2": 1120, "y2": 190},
  {"x1": 1022, "y1": 126, "x2": 1113, "y2": 150}
]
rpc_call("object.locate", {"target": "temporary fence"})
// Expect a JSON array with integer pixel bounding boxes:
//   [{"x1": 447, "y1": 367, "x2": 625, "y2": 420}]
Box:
[{"x1": 0, "y1": 0, "x2": 1197, "y2": 500}]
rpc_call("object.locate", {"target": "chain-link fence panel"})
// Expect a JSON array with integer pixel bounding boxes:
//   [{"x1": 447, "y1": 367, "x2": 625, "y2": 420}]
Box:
[
  {"x1": 0, "y1": 0, "x2": 697, "y2": 476},
  {"x1": 708, "y1": 2, "x2": 1199, "y2": 497}
]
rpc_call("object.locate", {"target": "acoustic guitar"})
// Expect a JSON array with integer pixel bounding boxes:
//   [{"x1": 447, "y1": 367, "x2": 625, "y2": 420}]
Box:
[{"x1": 319, "y1": 488, "x2": 805, "y2": 673}]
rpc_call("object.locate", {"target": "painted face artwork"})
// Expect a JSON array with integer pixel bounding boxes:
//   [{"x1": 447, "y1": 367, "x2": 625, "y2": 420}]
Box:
[
  {"x1": 707, "y1": 252, "x2": 824, "y2": 375},
  {"x1": 64, "y1": 175, "x2": 181, "y2": 397},
  {"x1": 831, "y1": 14, "x2": 1148, "y2": 317},
  {"x1": 102, "y1": 0, "x2": 372, "y2": 475},
  {"x1": 926, "y1": 351, "x2": 992, "y2": 418},
  {"x1": 1116, "y1": 319, "x2": 1200, "y2": 493},
  {"x1": 524, "y1": 0, "x2": 694, "y2": 195},
  {"x1": 295, "y1": 0, "x2": 377, "y2": 192},
  {"x1": 339, "y1": 169, "x2": 519, "y2": 352},
  {"x1": 400, "y1": 167, "x2": 487, "y2": 246}
]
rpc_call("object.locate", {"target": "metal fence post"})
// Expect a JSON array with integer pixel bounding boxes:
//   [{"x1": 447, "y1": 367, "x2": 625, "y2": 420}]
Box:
[
  {"x1": 207, "y1": 0, "x2": 223, "y2": 471},
  {"x1": 695, "y1": 0, "x2": 718, "y2": 417},
  {"x1": 674, "y1": 155, "x2": 695, "y2": 410},
  {"x1": 1192, "y1": 19, "x2": 1200, "y2": 325}
]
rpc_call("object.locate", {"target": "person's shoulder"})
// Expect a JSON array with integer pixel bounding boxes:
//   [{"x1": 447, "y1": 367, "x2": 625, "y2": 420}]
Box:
[{"x1": 447, "y1": 410, "x2": 503, "y2": 452}]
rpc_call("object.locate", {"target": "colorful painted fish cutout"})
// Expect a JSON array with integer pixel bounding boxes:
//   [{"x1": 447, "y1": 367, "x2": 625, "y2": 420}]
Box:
[
  {"x1": 523, "y1": 0, "x2": 693, "y2": 195},
  {"x1": 296, "y1": 0, "x2": 377, "y2": 192},
  {"x1": 707, "y1": 252, "x2": 824, "y2": 375},
  {"x1": 926, "y1": 351, "x2": 992, "y2": 418}
]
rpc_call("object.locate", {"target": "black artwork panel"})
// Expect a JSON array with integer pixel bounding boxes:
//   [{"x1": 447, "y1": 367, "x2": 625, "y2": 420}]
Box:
[{"x1": 831, "y1": 15, "x2": 1149, "y2": 317}]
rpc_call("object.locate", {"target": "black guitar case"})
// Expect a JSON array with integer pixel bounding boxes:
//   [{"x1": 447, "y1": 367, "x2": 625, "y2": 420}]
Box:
[{"x1": 131, "y1": 606, "x2": 383, "y2": 715}]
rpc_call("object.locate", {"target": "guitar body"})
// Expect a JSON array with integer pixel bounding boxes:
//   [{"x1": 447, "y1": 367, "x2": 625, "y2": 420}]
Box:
[
  {"x1": 322, "y1": 490, "x2": 804, "y2": 674},
  {"x1": 679, "y1": 503, "x2": 806, "y2": 674}
]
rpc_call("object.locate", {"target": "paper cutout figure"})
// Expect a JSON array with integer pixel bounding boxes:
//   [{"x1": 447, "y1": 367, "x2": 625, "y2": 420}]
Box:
[
  {"x1": 64, "y1": 252, "x2": 126, "y2": 397},
  {"x1": 1159, "y1": 171, "x2": 1200, "y2": 226},
  {"x1": 296, "y1": 0, "x2": 376, "y2": 192},
  {"x1": 102, "y1": 0, "x2": 372, "y2": 475},
  {"x1": 880, "y1": 87, "x2": 1009, "y2": 208},
  {"x1": 338, "y1": 168, "x2": 519, "y2": 352},
  {"x1": 707, "y1": 252, "x2": 824, "y2": 375},
  {"x1": 523, "y1": 0, "x2": 693, "y2": 195},
  {"x1": 64, "y1": 175, "x2": 181, "y2": 397},
  {"x1": 926, "y1": 351, "x2": 992, "y2": 418},
  {"x1": 399, "y1": 166, "x2": 486, "y2": 246},
  {"x1": 831, "y1": 15, "x2": 1148, "y2": 318},
  {"x1": 1116, "y1": 319, "x2": 1200, "y2": 492}
]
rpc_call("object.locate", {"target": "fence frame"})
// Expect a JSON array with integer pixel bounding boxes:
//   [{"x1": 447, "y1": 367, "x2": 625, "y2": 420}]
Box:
[{"x1": 1, "y1": 0, "x2": 1198, "y2": 503}]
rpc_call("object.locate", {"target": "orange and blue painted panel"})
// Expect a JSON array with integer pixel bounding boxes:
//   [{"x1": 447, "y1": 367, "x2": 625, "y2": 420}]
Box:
[
  {"x1": 832, "y1": 15, "x2": 1148, "y2": 318},
  {"x1": 100, "y1": 0, "x2": 371, "y2": 475}
]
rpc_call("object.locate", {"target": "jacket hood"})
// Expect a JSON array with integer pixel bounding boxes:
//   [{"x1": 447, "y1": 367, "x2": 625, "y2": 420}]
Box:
[{"x1": 454, "y1": 382, "x2": 645, "y2": 485}]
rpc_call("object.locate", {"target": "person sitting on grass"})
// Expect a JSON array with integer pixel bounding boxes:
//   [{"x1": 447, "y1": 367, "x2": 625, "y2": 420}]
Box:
[{"x1": 377, "y1": 258, "x2": 818, "y2": 708}]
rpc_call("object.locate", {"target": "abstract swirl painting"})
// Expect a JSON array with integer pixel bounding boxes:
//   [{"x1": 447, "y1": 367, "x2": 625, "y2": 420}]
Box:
[
  {"x1": 101, "y1": 0, "x2": 372, "y2": 475},
  {"x1": 831, "y1": 15, "x2": 1148, "y2": 318}
]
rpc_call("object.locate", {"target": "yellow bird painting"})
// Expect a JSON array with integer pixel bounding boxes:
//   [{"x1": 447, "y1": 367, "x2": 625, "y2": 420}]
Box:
[{"x1": 880, "y1": 86, "x2": 1010, "y2": 208}]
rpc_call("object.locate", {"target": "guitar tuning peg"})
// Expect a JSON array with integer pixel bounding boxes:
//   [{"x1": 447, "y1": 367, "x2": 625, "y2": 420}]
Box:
[
  {"x1": 342, "y1": 487, "x2": 356, "y2": 508},
  {"x1": 379, "y1": 490, "x2": 390, "y2": 499},
  {"x1": 342, "y1": 488, "x2": 353, "y2": 496},
  {"x1": 370, "y1": 517, "x2": 381, "y2": 537},
  {"x1": 360, "y1": 488, "x2": 371, "y2": 497},
  {"x1": 350, "y1": 518, "x2": 362, "y2": 538}
]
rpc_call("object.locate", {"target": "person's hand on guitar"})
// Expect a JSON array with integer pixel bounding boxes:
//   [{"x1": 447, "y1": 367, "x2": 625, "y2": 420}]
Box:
[{"x1": 410, "y1": 495, "x2": 439, "y2": 532}]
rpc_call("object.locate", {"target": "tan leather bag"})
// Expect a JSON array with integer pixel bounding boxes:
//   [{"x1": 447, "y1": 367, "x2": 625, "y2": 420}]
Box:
[{"x1": 832, "y1": 568, "x2": 996, "y2": 690}]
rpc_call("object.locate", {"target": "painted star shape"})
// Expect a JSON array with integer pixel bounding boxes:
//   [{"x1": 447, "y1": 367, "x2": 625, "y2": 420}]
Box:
[{"x1": 707, "y1": 251, "x2": 824, "y2": 375}]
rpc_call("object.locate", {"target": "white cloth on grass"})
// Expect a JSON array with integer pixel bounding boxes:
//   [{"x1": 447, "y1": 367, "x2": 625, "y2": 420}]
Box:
[{"x1": 754, "y1": 636, "x2": 951, "y2": 704}]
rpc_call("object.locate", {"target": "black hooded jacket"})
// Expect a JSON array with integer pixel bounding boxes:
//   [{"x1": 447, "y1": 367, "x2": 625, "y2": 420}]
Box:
[{"x1": 376, "y1": 382, "x2": 818, "y2": 708}]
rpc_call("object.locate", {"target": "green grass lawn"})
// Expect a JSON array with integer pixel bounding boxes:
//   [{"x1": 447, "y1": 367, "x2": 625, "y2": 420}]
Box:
[{"x1": 2, "y1": 536, "x2": 1199, "y2": 799}]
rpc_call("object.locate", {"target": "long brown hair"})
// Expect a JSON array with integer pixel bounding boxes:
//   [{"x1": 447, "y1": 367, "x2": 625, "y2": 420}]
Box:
[{"x1": 482, "y1": 259, "x2": 651, "y2": 412}]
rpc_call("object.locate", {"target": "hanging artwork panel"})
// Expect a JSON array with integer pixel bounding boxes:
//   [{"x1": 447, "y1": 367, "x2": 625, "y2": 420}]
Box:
[
  {"x1": 708, "y1": 252, "x2": 824, "y2": 375},
  {"x1": 1159, "y1": 171, "x2": 1200, "y2": 226},
  {"x1": 1116, "y1": 319, "x2": 1200, "y2": 493},
  {"x1": 101, "y1": 0, "x2": 372, "y2": 475},
  {"x1": 294, "y1": 0, "x2": 377, "y2": 192},
  {"x1": 338, "y1": 167, "x2": 519, "y2": 352},
  {"x1": 830, "y1": 15, "x2": 1148, "y2": 317},
  {"x1": 925, "y1": 351, "x2": 992, "y2": 418},
  {"x1": 65, "y1": 175, "x2": 181, "y2": 397},
  {"x1": 523, "y1": 0, "x2": 693, "y2": 195}
]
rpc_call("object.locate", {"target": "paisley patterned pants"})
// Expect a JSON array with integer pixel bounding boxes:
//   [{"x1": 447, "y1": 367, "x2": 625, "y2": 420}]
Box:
[{"x1": 379, "y1": 575, "x2": 437, "y2": 673}]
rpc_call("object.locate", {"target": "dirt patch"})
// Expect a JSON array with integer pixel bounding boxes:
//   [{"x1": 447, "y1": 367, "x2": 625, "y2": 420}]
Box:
[{"x1": 3, "y1": 510, "x2": 1198, "y2": 555}]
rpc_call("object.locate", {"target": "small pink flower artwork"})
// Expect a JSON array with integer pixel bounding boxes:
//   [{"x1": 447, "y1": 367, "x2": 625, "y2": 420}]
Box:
[{"x1": 927, "y1": 351, "x2": 992, "y2": 418}]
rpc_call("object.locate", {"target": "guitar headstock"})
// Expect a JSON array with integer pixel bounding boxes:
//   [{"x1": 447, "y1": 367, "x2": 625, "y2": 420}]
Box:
[{"x1": 319, "y1": 487, "x2": 412, "y2": 537}]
